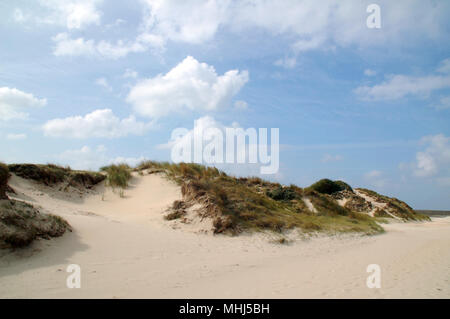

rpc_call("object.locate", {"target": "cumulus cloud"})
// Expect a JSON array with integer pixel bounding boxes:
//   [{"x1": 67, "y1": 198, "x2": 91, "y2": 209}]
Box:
[
  {"x1": 141, "y1": 0, "x2": 450, "y2": 52},
  {"x1": 414, "y1": 134, "x2": 450, "y2": 178},
  {"x1": 47, "y1": 1, "x2": 450, "y2": 59},
  {"x1": 0, "y1": 87, "x2": 47, "y2": 121},
  {"x1": 37, "y1": 0, "x2": 102, "y2": 29},
  {"x1": 127, "y1": 56, "x2": 249, "y2": 119},
  {"x1": 43, "y1": 108, "x2": 152, "y2": 138},
  {"x1": 160, "y1": 115, "x2": 279, "y2": 175}
]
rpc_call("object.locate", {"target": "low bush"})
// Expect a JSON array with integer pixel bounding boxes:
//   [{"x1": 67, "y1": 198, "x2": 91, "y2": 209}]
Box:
[{"x1": 306, "y1": 179, "x2": 352, "y2": 195}]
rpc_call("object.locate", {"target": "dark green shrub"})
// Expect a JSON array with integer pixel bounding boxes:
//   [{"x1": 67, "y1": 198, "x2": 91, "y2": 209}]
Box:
[
  {"x1": 266, "y1": 186, "x2": 298, "y2": 201},
  {"x1": 307, "y1": 179, "x2": 352, "y2": 195}
]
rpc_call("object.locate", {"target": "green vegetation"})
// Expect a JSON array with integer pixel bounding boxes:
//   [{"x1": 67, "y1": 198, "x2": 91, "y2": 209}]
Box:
[
  {"x1": 136, "y1": 161, "x2": 385, "y2": 235},
  {"x1": 8, "y1": 163, "x2": 105, "y2": 189},
  {"x1": 0, "y1": 162, "x2": 9, "y2": 200},
  {"x1": 0, "y1": 163, "x2": 75, "y2": 249},
  {"x1": 266, "y1": 185, "x2": 300, "y2": 201},
  {"x1": 357, "y1": 188, "x2": 430, "y2": 221},
  {"x1": 100, "y1": 164, "x2": 132, "y2": 189},
  {"x1": 0, "y1": 199, "x2": 71, "y2": 249},
  {"x1": 306, "y1": 179, "x2": 352, "y2": 195}
]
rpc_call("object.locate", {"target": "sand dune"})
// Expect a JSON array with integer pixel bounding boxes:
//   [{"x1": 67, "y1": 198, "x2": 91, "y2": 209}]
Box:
[{"x1": 0, "y1": 173, "x2": 449, "y2": 298}]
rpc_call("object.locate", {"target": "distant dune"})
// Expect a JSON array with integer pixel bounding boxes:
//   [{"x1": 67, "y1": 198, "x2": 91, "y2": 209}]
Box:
[{"x1": 415, "y1": 210, "x2": 450, "y2": 217}]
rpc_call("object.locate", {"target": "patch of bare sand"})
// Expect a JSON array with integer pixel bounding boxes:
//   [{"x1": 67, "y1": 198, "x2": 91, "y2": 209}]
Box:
[{"x1": 1, "y1": 173, "x2": 449, "y2": 298}]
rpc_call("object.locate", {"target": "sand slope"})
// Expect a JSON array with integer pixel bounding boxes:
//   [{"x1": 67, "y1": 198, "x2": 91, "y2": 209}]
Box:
[{"x1": 0, "y1": 173, "x2": 449, "y2": 298}]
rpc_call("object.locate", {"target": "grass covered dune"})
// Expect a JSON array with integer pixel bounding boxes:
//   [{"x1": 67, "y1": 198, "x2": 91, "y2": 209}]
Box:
[
  {"x1": 131, "y1": 161, "x2": 429, "y2": 236},
  {"x1": 0, "y1": 163, "x2": 76, "y2": 249},
  {"x1": 1, "y1": 161, "x2": 430, "y2": 249}
]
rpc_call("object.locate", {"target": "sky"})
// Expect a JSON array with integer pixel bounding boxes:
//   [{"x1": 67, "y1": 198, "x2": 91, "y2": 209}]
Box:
[{"x1": 1, "y1": 0, "x2": 450, "y2": 210}]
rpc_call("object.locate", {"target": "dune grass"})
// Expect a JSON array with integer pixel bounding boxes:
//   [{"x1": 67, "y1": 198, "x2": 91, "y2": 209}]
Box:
[
  {"x1": 8, "y1": 163, "x2": 105, "y2": 188},
  {"x1": 100, "y1": 164, "x2": 132, "y2": 189},
  {"x1": 356, "y1": 188, "x2": 430, "y2": 221},
  {"x1": 0, "y1": 164, "x2": 71, "y2": 249},
  {"x1": 136, "y1": 161, "x2": 384, "y2": 235},
  {"x1": 0, "y1": 199, "x2": 71, "y2": 249}
]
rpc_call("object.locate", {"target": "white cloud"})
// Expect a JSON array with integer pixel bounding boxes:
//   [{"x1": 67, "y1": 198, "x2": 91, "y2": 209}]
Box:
[
  {"x1": 13, "y1": 8, "x2": 28, "y2": 23},
  {"x1": 234, "y1": 100, "x2": 248, "y2": 110},
  {"x1": 158, "y1": 116, "x2": 224, "y2": 150},
  {"x1": 58, "y1": 145, "x2": 146, "y2": 170},
  {"x1": 43, "y1": 109, "x2": 152, "y2": 138},
  {"x1": 356, "y1": 58, "x2": 450, "y2": 101},
  {"x1": 141, "y1": 0, "x2": 450, "y2": 51},
  {"x1": 141, "y1": 0, "x2": 229, "y2": 44},
  {"x1": 0, "y1": 87, "x2": 47, "y2": 121},
  {"x1": 355, "y1": 74, "x2": 450, "y2": 101},
  {"x1": 160, "y1": 115, "x2": 280, "y2": 175},
  {"x1": 364, "y1": 69, "x2": 377, "y2": 77},
  {"x1": 123, "y1": 69, "x2": 138, "y2": 79},
  {"x1": 109, "y1": 156, "x2": 146, "y2": 167},
  {"x1": 38, "y1": 0, "x2": 102, "y2": 29},
  {"x1": 95, "y1": 77, "x2": 112, "y2": 91},
  {"x1": 321, "y1": 154, "x2": 343, "y2": 163},
  {"x1": 59, "y1": 145, "x2": 107, "y2": 170},
  {"x1": 127, "y1": 56, "x2": 249, "y2": 118},
  {"x1": 431, "y1": 96, "x2": 450, "y2": 110},
  {"x1": 437, "y1": 58, "x2": 450, "y2": 74},
  {"x1": 274, "y1": 57, "x2": 297, "y2": 69},
  {"x1": 52, "y1": 32, "x2": 164, "y2": 59},
  {"x1": 47, "y1": 1, "x2": 450, "y2": 59},
  {"x1": 292, "y1": 37, "x2": 325, "y2": 53},
  {"x1": 414, "y1": 134, "x2": 450, "y2": 178},
  {"x1": 6, "y1": 133, "x2": 27, "y2": 140},
  {"x1": 52, "y1": 33, "x2": 96, "y2": 56}
]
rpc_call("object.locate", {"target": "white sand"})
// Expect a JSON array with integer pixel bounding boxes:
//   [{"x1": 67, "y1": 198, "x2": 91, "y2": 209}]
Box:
[
  {"x1": 1, "y1": 173, "x2": 449, "y2": 299},
  {"x1": 354, "y1": 189, "x2": 400, "y2": 219}
]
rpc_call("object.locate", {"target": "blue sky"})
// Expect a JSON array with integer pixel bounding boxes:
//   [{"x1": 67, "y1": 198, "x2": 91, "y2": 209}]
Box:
[{"x1": 1, "y1": 0, "x2": 450, "y2": 209}]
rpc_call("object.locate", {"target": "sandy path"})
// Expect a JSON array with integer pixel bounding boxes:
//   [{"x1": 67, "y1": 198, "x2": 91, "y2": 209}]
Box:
[{"x1": 0, "y1": 174, "x2": 449, "y2": 299}]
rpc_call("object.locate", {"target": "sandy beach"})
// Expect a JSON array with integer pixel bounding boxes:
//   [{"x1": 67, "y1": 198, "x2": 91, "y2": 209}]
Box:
[{"x1": 0, "y1": 173, "x2": 449, "y2": 299}]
